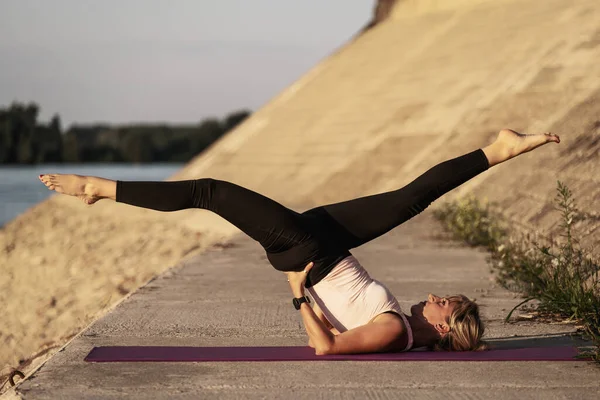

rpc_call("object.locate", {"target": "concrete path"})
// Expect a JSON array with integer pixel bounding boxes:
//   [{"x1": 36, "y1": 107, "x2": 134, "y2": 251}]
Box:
[{"x1": 9, "y1": 212, "x2": 599, "y2": 399}]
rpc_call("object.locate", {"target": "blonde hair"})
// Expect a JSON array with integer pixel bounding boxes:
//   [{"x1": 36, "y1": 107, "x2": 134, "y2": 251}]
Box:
[{"x1": 434, "y1": 294, "x2": 488, "y2": 351}]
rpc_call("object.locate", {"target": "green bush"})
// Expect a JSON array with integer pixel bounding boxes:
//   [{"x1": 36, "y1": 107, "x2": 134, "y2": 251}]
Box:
[
  {"x1": 433, "y1": 181, "x2": 600, "y2": 363},
  {"x1": 432, "y1": 194, "x2": 507, "y2": 250}
]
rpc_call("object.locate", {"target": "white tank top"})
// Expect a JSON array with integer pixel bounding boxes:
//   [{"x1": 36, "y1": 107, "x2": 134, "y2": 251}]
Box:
[{"x1": 306, "y1": 255, "x2": 413, "y2": 351}]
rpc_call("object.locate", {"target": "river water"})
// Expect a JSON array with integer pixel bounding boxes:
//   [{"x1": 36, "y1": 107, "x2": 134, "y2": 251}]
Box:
[{"x1": 0, "y1": 163, "x2": 184, "y2": 227}]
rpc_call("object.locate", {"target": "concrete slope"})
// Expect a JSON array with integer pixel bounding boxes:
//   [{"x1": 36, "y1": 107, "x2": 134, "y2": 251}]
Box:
[{"x1": 172, "y1": 0, "x2": 600, "y2": 250}]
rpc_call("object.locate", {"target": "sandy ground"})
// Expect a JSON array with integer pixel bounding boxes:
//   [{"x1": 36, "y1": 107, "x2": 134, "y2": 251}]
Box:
[{"x1": 0, "y1": 191, "x2": 237, "y2": 391}]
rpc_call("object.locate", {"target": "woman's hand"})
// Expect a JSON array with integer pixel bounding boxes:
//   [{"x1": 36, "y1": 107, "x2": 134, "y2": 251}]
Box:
[{"x1": 286, "y1": 262, "x2": 314, "y2": 298}]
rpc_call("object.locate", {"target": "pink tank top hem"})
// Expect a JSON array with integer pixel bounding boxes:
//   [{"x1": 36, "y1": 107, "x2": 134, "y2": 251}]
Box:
[{"x1": 307, "y1": 255, "x2": 413, "y2": 352}]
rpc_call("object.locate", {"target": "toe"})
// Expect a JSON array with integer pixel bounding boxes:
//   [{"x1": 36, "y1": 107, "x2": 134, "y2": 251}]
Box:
[
  {"x1": 547, "y1": 133, "x2": 560, "y2": 143},
  {"x1": 81, "y1": 196, "x2": 93, "y2": 205}
]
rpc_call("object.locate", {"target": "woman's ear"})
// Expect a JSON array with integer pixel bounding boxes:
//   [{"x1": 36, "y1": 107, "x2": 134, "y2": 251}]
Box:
[{"x1": 435, "y1": 323, "x2": 450, "y2": 336}]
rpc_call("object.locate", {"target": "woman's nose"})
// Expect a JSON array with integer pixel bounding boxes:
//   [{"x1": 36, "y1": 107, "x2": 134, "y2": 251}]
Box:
[{"x1": 429, "y1": 294, "x2": 442, "y2": 303}]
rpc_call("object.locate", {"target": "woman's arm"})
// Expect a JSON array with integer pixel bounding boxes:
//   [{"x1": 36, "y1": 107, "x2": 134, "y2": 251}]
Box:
[
  {"x1": 320, "y1": 318, "x2": 405, "y2": 355},
  {"x1": 301, "y1": 302, "x2": 405, "y2": 354},
  {"x1": 298, "y1": 302, "x2": 336, "y2": 353},
  {"x1": 308, "y1": 303, "x2": 339, "y2": 348},
  {"x1": 286, "y1": 263, "x2": 338, "y2": 353},
  {"x1": 288, "y1": 262, "x2": 400, "y2": 355}
]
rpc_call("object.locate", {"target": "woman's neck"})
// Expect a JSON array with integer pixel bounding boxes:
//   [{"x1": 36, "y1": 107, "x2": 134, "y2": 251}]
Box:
[{"x1": 405, "y1": 314, "x2": 440, "y2": 349}]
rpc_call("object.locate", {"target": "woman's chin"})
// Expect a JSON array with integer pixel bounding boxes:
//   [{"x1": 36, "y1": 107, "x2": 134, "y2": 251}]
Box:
[{"x1": 410, "y1": 303, "x2": 424, "y2": 316}]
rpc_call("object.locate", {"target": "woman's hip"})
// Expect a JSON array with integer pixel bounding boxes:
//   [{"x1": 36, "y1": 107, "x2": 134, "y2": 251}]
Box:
[{"x1": 265, "y1": 240, "x2": 351, "y2": 288}]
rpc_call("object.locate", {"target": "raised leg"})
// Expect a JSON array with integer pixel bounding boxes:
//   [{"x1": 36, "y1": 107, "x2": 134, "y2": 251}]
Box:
[{"x1": 302, "y1": 129, "x2": 560, "y2": 249}]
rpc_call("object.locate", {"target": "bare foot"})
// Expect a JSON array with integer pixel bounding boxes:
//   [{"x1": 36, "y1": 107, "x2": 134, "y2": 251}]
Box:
[
  {"x1": 38, "y1": 174, "x2": 102, "y2": 205},
  {"x1": 497, "y1": 129, "x2": 561, "y2": 159}
]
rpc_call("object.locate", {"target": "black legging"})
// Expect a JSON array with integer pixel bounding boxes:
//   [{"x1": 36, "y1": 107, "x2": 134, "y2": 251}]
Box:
[{"x1": 116, "y1": 148, "x2": 490, "y2": 288}]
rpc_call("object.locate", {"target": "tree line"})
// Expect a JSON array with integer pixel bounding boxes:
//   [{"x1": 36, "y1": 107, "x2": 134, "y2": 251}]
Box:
[{"x1": 0, "y1": 102, "x2": 251, "y2": 164}]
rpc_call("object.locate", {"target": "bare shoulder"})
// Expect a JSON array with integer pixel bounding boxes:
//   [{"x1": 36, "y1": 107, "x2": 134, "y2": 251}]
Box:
[
  {"x1": 370, "y1": 312, "x2": 409, "y2": 351},
  {"x1": 370, "y1": 311, "x2": 405, "y2": 326},
  {"x1": 324, "y1": 313, "x2": 406, "y2": 355}
]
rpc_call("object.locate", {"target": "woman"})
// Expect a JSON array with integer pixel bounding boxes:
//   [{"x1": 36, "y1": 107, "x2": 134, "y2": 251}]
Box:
[{"x1": 39, "y1": 129, "x2": 560, "y2": 355}]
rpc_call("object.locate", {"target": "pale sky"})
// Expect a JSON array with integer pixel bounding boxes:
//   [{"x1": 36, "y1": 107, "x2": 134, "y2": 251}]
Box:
[{"x1": 0, "y1": 1, "x2": 373, "y2": 128}]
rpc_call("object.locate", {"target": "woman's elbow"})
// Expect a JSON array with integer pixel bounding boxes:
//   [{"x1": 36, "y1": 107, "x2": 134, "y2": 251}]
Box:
[
  {"x1": 314, "y1": 344, "x2": 333, "y2": 356},
  {"x1": 314, "y1": 347, "x2": 328, "y2": 356}
]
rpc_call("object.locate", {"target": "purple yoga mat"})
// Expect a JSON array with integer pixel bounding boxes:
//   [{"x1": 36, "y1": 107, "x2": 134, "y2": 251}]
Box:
[{"x1": 84, "y1": 346, "x2": 589, "y2": 362}]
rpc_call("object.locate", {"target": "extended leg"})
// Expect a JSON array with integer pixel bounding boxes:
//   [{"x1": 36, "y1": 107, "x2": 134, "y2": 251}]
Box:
[
  {"x1": 119, "y1": 179, "x2": 316, "y2": 253},
  {"x1": 39, "y1": 175, "x2": 350, "y2": 286},
  {"x1": 39, "y1": 176, "x2": 315, "y2": 254},
  {"x1": 301, "y1": 129, "x2": 560, "y2": 249}
]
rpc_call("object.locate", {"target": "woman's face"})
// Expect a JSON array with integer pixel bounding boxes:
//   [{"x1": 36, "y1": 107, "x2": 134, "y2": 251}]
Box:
[{"x1": 410, "y1": 293, "x2": 455, "y2": 334}]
